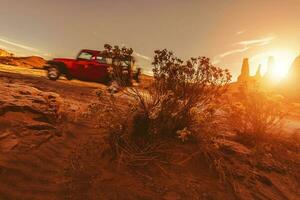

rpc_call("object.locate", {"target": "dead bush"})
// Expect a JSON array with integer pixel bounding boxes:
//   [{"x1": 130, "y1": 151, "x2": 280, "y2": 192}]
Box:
[
  {"x1": 87, "y1": 89, "x2": 166, "y2": 167},
  {"x1": 101, "y1": 44, "x2": 135, "y2": 86},
  {"x1": 127, "y1": 49, "x2": 231, "y2": 138},
  {"x1": 225, "y1": 85, "x2": 286, "y2": 146},
  {"x1": 89, "y1": 49, "x2": 231, "y2": 167}
]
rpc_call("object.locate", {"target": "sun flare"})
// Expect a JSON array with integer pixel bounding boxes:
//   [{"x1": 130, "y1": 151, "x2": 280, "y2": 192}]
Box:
[{"x1": 251, "y1": 49, "x2": 297, "y2": 82}]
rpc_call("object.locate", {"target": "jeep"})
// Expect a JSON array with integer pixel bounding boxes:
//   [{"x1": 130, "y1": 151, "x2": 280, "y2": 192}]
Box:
[{"x1": 44, "y1": 49, "x2": 137, "y2": 84}]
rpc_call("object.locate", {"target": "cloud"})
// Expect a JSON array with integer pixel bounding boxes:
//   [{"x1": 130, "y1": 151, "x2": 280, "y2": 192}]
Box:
[
  {"x1": 0, "y1": 37, "x2": 54, "y2": 58},
  {"x1": 237, "y1": 36, "x2": 275, "y2": 46},
  {"x1": 134, "y1": 52, "x2": 151, "y2": 61},
  {"x1": 0, "y1": 38, "x2": 38, "y2": 52},
  {"x1": 216, "y1": 36, "x2": 276, "y2": 60},
  {"x1": 219, "y1": 47, "x2": 249, "y2": 58}
]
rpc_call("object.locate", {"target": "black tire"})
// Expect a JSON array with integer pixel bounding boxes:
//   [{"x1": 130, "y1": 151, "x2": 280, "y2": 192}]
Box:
[
  {"x1": 65, "y1": 72, "x2": 73, "y2": 80},
  {"x1": 101, "y1": 76, "x2": 111, "y2": 85},
  {"x1": 47, "y1": 66, "x2": 61, "y2": 81}
]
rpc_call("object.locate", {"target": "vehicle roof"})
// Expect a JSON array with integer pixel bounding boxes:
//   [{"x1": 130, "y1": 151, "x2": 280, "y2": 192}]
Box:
[
  {"x1": 80, "y1": 49, "x2": 101, "y2": 55},
  {"x1": 80, "y1": 49, "x2": 134, "y2": 60}
]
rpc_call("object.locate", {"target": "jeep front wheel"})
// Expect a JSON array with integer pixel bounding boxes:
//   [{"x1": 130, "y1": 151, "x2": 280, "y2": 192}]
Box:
[
  {"x1": 47, "y1": 66, "x2": 61, "y2": 80},
  {"x1": 65, "y1": 72, "x2": 73, "y2": 80}
]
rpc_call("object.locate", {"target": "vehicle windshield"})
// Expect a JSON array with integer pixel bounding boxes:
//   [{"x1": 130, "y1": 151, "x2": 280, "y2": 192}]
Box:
[{"x1": 77, "y1": 52, "x2": 93, "y2": 60}]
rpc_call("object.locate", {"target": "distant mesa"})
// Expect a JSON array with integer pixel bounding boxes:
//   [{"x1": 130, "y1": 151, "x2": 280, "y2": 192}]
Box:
[{"x1": 0, "y1": 49, "x2": 46, "y2": 69}]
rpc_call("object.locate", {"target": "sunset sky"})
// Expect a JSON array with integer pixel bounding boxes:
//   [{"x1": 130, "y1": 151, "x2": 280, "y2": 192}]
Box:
[{"x1": 0, "y1": 0, "x2": 300, "y2": 79}]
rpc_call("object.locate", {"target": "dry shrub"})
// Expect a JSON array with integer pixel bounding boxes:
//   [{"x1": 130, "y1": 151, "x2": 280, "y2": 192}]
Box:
[
  {"x1": 101, "y1": 44, "x2": 135, "y2": 86},
  {"x1": 87, "y1": 89, "x2": 167, "y2": 167},
  {"x1": 186, "y1": 106, "x2": 239, "y2": 187},
  {"x1": 211, "y1": 86, "x2": 300, "y2": 198},
  {"x1": 226, "y1": 85, "x2": 286, "y2": 146},
  {"x1": 131, "y1": 49, "x2": 231, "y2": 138},
  {"x1": 89, "y1": 49, "x2": 231, "y2": 167}
]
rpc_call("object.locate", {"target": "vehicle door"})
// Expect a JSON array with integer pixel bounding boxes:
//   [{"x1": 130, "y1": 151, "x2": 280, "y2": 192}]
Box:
[
  {"x1": 85, "y1": 56, "x2": 111, "y2": 82},
  {"x1": 72, "y1": 51, "x2": 94, "y2": 80}
]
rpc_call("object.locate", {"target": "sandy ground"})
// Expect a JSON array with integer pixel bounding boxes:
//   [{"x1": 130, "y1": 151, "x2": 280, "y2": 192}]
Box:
[
  {"x1": 0, "y1": 64, "x2": 298, "y2": 134},
  {"x1": 0, "y1": 64, "x2": 299, "y2": 200},
  {"x1": 0, "y1": 66, "x2": 231, "y2": 200},
  {"x1": 284, "y1": 119, "x2": 300, "y2": 134},
  {"x1": 0, "y1": 65, "x2": 108, "y2": 199}
]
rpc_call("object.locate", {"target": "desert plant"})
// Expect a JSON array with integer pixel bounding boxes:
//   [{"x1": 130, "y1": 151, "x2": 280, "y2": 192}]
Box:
[
  {"x1": 101, "y1": 44, "x2": 135, "y2": 86},
  {"x1": 226, "y1": 85, "x2": 285, "y2": 146},
  {"x1": 126, "y1": 49, "x2": 231, "y2": 138},
  {"x1": 90, "y1": 49, "x2": 231, "y2": 167},
  {"x1": 87, "y1": 49, "x2": 231, "y2": 167}
]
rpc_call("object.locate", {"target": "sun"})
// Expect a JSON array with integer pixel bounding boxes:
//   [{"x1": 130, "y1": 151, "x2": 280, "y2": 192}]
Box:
[
  {"x1": 251, "y1": 49, "x2": 298, "y2": 82},
  {"x1": 269, "y1": 51, "x2": 295, "y2": 80}
]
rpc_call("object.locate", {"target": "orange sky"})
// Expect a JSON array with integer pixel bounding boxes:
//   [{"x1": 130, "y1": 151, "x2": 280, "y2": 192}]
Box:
[{"x1": 0, "y1": 0, "x2": 299, "y2": 79}]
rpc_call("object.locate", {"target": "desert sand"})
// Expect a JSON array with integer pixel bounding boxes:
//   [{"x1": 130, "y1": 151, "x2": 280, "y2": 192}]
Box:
[{"x1": 0, "y1": 64, "x2": 299, "y2": 200}]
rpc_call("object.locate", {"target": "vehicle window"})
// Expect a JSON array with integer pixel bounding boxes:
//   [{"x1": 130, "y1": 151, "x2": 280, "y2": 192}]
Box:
[
  {"x1": 96, "y1": 56, "x2": 112, "y2": 64},
  {"x1": 77, "y1": 52, "x2": 93, "y2": 60}
]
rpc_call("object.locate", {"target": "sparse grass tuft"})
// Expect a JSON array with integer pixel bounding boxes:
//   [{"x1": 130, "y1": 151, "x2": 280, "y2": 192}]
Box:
[{"x1": 226, "y1": 85, "x2": 286, "y2": 147}]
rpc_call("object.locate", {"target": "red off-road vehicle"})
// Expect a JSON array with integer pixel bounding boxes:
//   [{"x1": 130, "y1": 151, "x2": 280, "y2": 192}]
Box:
[{"x1": 45, "y1": 49, "x2": 137, "y2": 84}]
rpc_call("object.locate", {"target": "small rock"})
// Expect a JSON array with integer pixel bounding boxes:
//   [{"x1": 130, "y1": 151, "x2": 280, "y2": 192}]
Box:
[{"x1": 107, "y1": 81, "x2": 120, "y2": 94}]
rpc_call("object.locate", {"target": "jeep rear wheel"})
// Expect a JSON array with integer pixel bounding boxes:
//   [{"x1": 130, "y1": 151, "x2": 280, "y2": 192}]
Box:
[{"x1": 47, "y1": 66, "x2": 61, "y2": 80}]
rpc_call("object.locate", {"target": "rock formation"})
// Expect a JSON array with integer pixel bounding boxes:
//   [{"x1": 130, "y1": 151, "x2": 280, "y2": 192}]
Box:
[
  {"x1": 237, "y1": 58, "x2": 262, "y2": 85},
  {"x1": 0, "y1": 55, "x2": 46, "y2": 69},
  {"x1": 0, "y1": 82, "x2": 62, "y2": 151},
  {"x1": 0, "y1": 48, "x2": 46, "y2": 68},
  {"x1": 237, "y1": 58, "x2": 250, "y2": 82},
  {"x1": 236, "y1": 56, "x2": 285, "y2": 90},
  {"x1": 0, "y1": 82, "x2": 62, "y2": 121},
  {"x1": 254, "y1": 64, "x2": 262, "y2": 80},
  {"x1": 0, "y1": 49, "x2": 14, "y2": 57}
]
